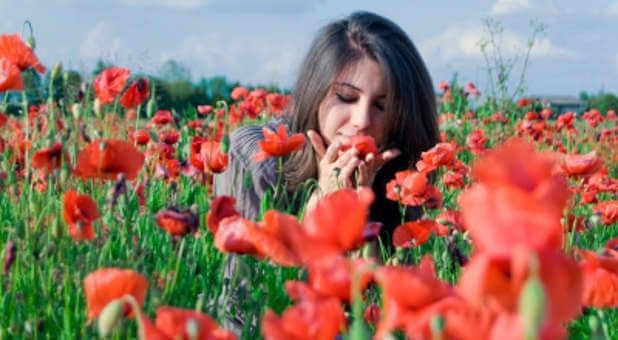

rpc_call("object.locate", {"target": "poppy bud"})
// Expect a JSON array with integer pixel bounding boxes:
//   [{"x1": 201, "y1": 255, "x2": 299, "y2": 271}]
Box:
[
  {"x1": 72, "y1": 103, "x2": 82, "y2": 120},
  {"x1": 220, "y1": 134, "x2": 230, "y2": 154},
  {"x1": 186, "y1": 318, "x2": 199, "y2": 340},
  {"x1": 519, "y1": 267, "x2": 546, "y2": 340},
  {"x1": 94, "y1": 98, "x2": 103, "y2": 118},
  {"x1": 51, "y1": 62, "x2": 62, "y2": 81},
  {"x1": 589, "y1": 214, "x2": 601, "y2": 227},
  {"x1": 97, "y1": 299, "x2": 124, "y2": 336},
  {"x1": 430, "y1": 314, "x2": 445, "y2": 335},
  {"x1": 26, "y1": 36, "x2": 36, "y2": 50}
]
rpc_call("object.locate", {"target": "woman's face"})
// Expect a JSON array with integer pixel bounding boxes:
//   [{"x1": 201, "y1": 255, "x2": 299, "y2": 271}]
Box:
[{"x1": 317, "y1": 57, "x2": 388, "y2": 149}]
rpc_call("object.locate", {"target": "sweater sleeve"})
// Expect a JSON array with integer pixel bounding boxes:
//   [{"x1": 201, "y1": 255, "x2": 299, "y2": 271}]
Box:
[{"x1": 213, "y1": 123, "x2": 279, "y2": 221}]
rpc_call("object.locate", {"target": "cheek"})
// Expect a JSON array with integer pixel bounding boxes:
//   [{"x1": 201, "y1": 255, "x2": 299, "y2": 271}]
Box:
[{"x1": 318, "y1": 106, "x2": 347, "y2": 145}]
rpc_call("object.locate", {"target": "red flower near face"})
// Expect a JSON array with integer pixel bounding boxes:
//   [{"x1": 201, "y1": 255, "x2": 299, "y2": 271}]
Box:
[
  {"x1": 31, "y1": 141, "x2": 70, "y2": 175},
  {"x1": 340, "y1": 135, "x2": 378, "y2": 158},
  {"x1": 200, "y1": 140, "x2": 228, "y2": 173},
  {"x1": 253, "y1": 124, "x2": 306, "y2": 162},
  {"x1": 84, "y1": 268, "x2": 148, "y2": 321},
  {"x1": 152, "y1": 110, "x2": 174, "y2": 126},
  {"x1": 93, "y1": 67, "x2": 130, "y2": 105},
  {"x1": 392, "y1": 220, "x2": 437, "y2": 248},
  {"x1": 74, "y1": 139, "x2": 145, "y2": 181},
  {"x1": 63, "y1": 190, "x2": 99, "y2": 241},
  {"x1": 416, "y1": 142, "x2": 456, "y2": 173},
  {"x1": 120, "y1": 78, "x2": 149, "y2": 108}
]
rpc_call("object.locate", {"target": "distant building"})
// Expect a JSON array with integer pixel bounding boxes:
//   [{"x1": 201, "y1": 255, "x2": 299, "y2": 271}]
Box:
[{"x1": 529, "y1": 95, "x2": 585, "y2": 115}]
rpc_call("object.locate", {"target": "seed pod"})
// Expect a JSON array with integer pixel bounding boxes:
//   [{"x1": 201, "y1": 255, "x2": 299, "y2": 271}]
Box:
[
  {"x1": 519, "y1": 274, "x2": 546, "y2": 340},
  {"x1": 97, "y1": 300, "x2": 124, "y2": 336}
]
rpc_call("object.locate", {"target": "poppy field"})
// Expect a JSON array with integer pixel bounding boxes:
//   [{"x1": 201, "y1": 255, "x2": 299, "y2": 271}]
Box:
[{"x1": 1, "y1": 33, "x2": 618, "y2": 340}]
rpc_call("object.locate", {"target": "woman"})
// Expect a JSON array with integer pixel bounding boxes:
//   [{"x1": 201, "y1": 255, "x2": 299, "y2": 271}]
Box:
[{"x1": 214, "y1": 10, "x2": 438, "y2": 336}]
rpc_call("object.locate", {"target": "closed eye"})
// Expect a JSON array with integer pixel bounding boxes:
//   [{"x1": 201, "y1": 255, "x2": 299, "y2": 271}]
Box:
[{"x1": 336, "y1": 93, "x2": 356, "y2": 103}]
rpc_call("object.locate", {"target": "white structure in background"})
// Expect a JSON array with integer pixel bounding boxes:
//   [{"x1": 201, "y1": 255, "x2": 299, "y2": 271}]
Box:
[{"x1": 529, "y1": 95, "x2": 585, "y2": 115}]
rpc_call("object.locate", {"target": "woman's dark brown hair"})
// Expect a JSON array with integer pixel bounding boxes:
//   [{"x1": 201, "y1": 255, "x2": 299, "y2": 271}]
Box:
[{"x1": 283, "y1": 11, "x2": 439, "y2": 234}]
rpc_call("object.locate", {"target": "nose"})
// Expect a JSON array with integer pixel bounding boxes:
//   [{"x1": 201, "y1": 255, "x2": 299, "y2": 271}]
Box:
[{"x1": 350, "y1": 102, "x2": 372, "y2": 131}]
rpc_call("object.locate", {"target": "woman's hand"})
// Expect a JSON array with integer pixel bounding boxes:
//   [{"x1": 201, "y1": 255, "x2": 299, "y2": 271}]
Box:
[{"x1": 307, "y1": 130, "x2": 401, "y2": 194}]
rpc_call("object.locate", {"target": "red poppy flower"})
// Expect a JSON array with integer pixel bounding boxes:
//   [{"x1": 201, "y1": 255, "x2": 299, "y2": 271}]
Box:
[
  {"x1": 303, "y1": 187, "x2": 374, "y2": 253},
  {"x1": 253, "y1": 124, "x2": 306, "y2": 162},
  {"x1": 156, "y1": 208, "x2": 199, "y2": 236},
  {"x1": 540, "y1": 108, "x2": 554, "y2": 119},
  {"x1": 561, "y1": 151, "x2": 603, "y2": 177},
  {"x1": 63, "y1": 190, "x2": 99, "y2": 241},
  {"x1": 120, "y1": 78, "x2": 149, "y2": 108},
  {"x1": 197, "y1": 105, "x2": 214, "y2": 115},
  {"x1": 153, "y1": 306, "x2": 219, "y2": 339},
  {"x1": 438, "y1": 81, "x2": 449, "y2": 91},
  {"x1": 594, "y1": 200, "x2": 618, "y2": 225},
  {"x1": 340, "y1": 135, "x2": 378, "y2": 158},
  {"x1": 392, "y1": 220, "x2": 437, "y2": 248},
  {"x1": 132, "y1": 129, "x2": 150, "y2": 146},
  {"x1": 200, "y1": 140, "x2": 228, "y2": 173},
  {"x1": 579, "y1": 249, "x2": 618, "y2": 308},
  {"x1": 0, "y1": 33, "x2": 46, "y2": 73},
  {"x1": 230, "y1": 86, "x2": 249, "y2": 100},
  {"x1": 0, "y1": 57, "x2": 24, "y2": 92},
  {"x1": 442, "y1": 171, "x2": 465, "y2": 188},
  {"x1": 93, "y1": 67, "x2": 130, "y2": 105},
  {"x1": 152, "y1": 110, "x2": 174, "y2": 126},
  {"x1": 31, "y1": 141, "x2": 69, "y2": 175},
  {"x1": 416, "y1": 142, "x2": 456, "y2": 173},
  {"x1": 386, "y1": 170, "x2": 429, "y2": 206},
  {"x1": 364, "y1": 303, "x2": 380, "y2": 325},
  {"x1": 0, "y1": 111, "x2": 7, "y2": 129},
  {"x1": 159, "y1": 128, "x2": 181, "y2": 145},
  {"x1": 517, "y1": 98, "x2": 531, "y2": 107},
  {"x1": 205, "y1": 196, "x2": 239, "y2": 234},
  {"x1": 213, "y1": 216, "x2": 261, "y2": 256},
  {"x1": 266, "y1": 93, "x2": 290, "y2": 115},
  {"x1": 261, "y1": 282, "x2": 346, "y2": 340},
  {"x1": 84, "y1": 268, "x2": 148, "y2": 321},
  {"x1": 308, "y1": 256, "x2": 374, "y2": 303},
  {"x1": 74, "y1": 139, "x2": 145, "y2": 181},
  {"x1": 245, "y1": 210, "x2": 306, "y2": 267},
  {"x1": 374, "y1": 255, "x2": 451, "y2": 338}
]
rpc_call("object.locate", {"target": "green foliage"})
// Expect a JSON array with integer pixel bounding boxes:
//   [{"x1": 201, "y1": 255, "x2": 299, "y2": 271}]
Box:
[{"x1": 588, "y1": 93, "x2": 618, "y2": 114}]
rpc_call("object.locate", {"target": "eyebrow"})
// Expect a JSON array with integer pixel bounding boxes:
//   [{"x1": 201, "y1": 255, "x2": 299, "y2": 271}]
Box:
[{"x1": 333, "y1": 82, "x2": 386, "y2": 98}]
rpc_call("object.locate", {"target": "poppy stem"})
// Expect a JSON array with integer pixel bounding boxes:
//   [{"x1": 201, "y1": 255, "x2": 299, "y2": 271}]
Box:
[{"x1": 120, "y1": 294, "x2": 147, "y2": 340}]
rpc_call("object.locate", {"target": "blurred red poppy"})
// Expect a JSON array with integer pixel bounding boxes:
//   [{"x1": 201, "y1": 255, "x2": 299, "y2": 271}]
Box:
[
  {"x1": 253, "y1": 124, "x2": 306, "y2": 162},
  {"x1": 517, "y1": 98, "x2": 531, "y2": 107},
  {"x1": 31, "y1": 141, "x2": 69, "y2": 175},
  {"x1": 132, "y1": 129, "x2": 150, "y2": 146},
  {"x1": 386, "y1": 170, "x2": 428, "y2": 206},
  {"x1": 0, "y1": 57, "x2": 24, "y2": 92},
  {"x1": 156, "y1": 208, "x2": 199, "y2": 236},
  {"x1": 200, "y1": 140, "x2": 228, "y2": 173},
  {"x1": 392, "y1": 220, "x2": 437, "y2": 248},
  {"x1": 340, "y1": 135, "x2": 378, "y2": 158},
  {"x1": 205, "y1": 196, "x2": 239, "y2": 234},
  {"x1": 308, "y1": 256, "x2": 374, "y2": 303},
  {"x1": 579, "y1": 249, "x2": 618, "y2": 308},
  {"x1": 230, "y1": 86, "x2": 249, "y2": 100},
  {"x1": 93, "y1": 67, "x2": 130, "y2": 105},
  {"x1": 154, "y1": 306, "x2": 219, "y2": 339},
  {"x1": 197, "y1": 105, "x2": 214, "y2": 115},
  {"x1": 159, "y1": 128, "x2": 181, "y2": 145},
  {"x1": 214, "y1": 216, "x2": 261, "y2": 256},
  {"x1": 416, "y1": 142, "x2": 456, "y2": 173},
  {"x1": 74, "y1": 139, "x2": 145, "y2": 181},
  {"x1": 245, "y1": 210, "x2": 305, "y2": 267},
  {"x1": 63, "y1": 189, "x2": 99, "y2": 241},
  {"x1": 120, "y1": 78, "x2": 149, "y2": 109},
  {"x1": 152, "y1": 110, "x2": 174, "y2": 126},
  {"x1": 84, "y1": 268, "x2": 148, "y2": 321},
  {"x1": 303, "y1": 187, "x2": 374, "y2": 253},
  {"x1": 561, "y1": 151, "x2": 603, "y2": 177},
  {"x1": 261, "y1": 282, "x2": 346, "y2": 340}
]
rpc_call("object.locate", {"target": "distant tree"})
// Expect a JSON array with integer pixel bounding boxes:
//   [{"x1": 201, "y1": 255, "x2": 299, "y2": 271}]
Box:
[
  {"x1": 92, "y1": 59, "x2": 115, "y2": 77},
  {"x1": 159, "y1": 60, "x2": 191, "y2": 83},
  {"x1": 588, "y1": 92, "x2": 618, "y2": 114}
]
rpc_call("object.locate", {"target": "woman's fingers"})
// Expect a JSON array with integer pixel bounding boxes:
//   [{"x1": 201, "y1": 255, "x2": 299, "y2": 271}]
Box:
[
  {"x1": 340, "y1": 156, "x2": 360, "y2": 185},
  {"x1": 307, "y1": 130, "x2": 327, "y2": 160}
]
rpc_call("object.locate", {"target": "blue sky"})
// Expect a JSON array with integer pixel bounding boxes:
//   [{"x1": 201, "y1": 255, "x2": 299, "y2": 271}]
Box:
[{"x1": 2, "y1": 0, "x2": 618, "y2": 97}]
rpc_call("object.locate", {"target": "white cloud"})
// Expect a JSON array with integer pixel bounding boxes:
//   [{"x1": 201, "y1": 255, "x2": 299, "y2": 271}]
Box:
[
  {"x1": 490, "y1": 0, "x2": 532, "y2": 15},
  {"x1": 608, "y1": 1, "x2": 618, "y2": 15},
  {"x1": 80, "y1": 22, "x2": 126, "y2": 61},
  {"x1": 159, "y1": 33, "x2": 302, "y2": 86},
  {"x1": 419, "y1": 24, "x2": 574, "y2": 63},
  {"x1": 119, "y1": 0, "x2": 209, "y2": 9}
]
